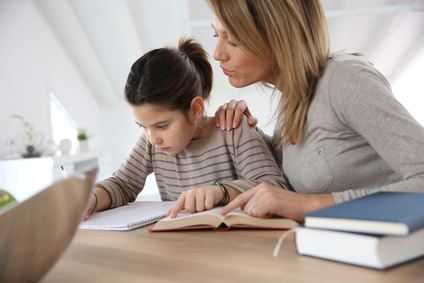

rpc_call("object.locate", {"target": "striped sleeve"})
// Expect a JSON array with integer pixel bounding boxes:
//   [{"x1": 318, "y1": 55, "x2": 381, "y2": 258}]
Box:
[
  {"x1": 94, "y1": 134, "x2": 154, "y2": 208},
  {"x1": 221, "y1": 117, "x2": 288, "y2": 192}
]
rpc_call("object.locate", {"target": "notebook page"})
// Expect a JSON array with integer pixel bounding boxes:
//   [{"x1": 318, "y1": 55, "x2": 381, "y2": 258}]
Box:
[{"x1": 79, "y1": 201, "x2": 176, "y2": 231}]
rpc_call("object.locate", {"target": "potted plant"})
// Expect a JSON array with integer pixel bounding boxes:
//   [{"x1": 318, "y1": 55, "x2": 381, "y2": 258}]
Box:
[
  {"x1": 77, "y1": 128, "x2": 89, "y2": 152},
  {"x1": 11, "y1": 115, "x2": 44, "y2": 158}
]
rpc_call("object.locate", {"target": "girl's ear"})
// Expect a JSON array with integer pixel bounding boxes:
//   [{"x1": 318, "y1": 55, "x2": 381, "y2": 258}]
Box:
[{"x1": 190, "y1": 97, "x2": 205, "y2": 121}]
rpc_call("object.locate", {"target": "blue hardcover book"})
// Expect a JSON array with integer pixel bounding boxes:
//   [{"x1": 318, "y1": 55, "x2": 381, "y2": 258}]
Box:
[{"x1": 303, "y1": 192, "x2": 424, "y2": 236}]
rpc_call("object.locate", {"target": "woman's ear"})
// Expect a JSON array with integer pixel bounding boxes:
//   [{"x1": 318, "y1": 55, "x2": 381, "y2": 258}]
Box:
[{"x1": 190, "y1": 97, "x2": 205, "y2": 121}]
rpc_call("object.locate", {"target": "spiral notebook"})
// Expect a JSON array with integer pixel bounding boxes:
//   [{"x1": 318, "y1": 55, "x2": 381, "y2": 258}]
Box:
[{"x1": 79, "y1": 201, "x2": 176, "y2": 231}]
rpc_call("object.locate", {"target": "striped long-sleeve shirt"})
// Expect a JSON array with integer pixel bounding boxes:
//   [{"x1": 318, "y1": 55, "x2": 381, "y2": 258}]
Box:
[{"x1": 96, "y1": 116, "x2": 287, "y2": 208}]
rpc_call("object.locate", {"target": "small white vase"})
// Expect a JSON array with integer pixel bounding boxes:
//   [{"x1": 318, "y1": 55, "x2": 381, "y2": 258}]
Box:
[
  {"x1": 59, "y1": 139, "x2": 72, "y2": 155},
  {"x1": 78, "y1": 140, "x2": 89, "y2": 152}
]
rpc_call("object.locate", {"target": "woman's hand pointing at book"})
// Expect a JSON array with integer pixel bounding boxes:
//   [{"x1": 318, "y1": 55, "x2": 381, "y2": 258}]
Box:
[{"x1": 219, "y1": 183, "x2": 335, "y2": 223}]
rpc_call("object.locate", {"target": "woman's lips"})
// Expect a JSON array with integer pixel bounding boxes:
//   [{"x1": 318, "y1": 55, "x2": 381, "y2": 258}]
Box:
[{"x1": 222, "y1": 67, "x2": 232, "y2": 76}]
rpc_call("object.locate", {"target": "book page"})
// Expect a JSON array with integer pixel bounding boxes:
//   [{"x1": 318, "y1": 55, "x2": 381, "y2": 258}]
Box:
[
  {"x1": 172, "y1": 207, "x2": 226, "y2": 220},
  {"x1": 152, "y1": 207, "x2": 298, "y2": 230},
  {"x1": 153, "y1": 207, "x2": 226, "y2": 230},
  {"x1": 223, "y1": 209, "x2": 298, "y2": 229}
]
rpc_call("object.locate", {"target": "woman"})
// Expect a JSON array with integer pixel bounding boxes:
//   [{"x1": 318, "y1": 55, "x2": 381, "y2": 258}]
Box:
[{"x1": 206, "y1": 0, "x2": 424, "y2": 222}]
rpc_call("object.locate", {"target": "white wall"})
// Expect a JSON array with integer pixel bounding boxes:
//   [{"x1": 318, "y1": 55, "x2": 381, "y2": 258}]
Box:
[
  {"x1": 0, "y1": 0, "x2": 104, "y2": 164},
  {"x1": 392, "y1": 51, "x2": 424, "y2": 126}
]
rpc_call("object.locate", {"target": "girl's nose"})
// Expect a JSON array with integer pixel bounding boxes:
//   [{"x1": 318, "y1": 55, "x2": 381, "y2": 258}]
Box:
[{"x1": 149, "y1": 134, "x2": 162, "y2": 146}]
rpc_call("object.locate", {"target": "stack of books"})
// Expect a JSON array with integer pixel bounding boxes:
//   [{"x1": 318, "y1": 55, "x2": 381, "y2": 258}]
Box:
[{"x1": 295, "y1": 192, "x2": 424, "y2": 269}]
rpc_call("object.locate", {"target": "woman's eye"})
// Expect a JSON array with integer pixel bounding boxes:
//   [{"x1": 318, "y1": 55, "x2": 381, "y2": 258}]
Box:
[
  {"x1": 227, "y1": 35, "x2": 237, "y2": 47},
  {"x1": 228, "y1": 41, "x2": 237, "y2": 47},
  {"x1": 213, "y1": 34, "x2": 236, "y2": 47}
]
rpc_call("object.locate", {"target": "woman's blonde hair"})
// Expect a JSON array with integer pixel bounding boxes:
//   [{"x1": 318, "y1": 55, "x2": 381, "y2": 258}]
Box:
[{"x1": 206, "y1": 0, "x2": 330, "y2": 147}]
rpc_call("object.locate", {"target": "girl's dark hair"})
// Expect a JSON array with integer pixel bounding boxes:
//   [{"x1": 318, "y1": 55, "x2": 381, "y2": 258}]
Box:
[{"x1": 124, "y1": 37, "x2": 213, "y2": 112}]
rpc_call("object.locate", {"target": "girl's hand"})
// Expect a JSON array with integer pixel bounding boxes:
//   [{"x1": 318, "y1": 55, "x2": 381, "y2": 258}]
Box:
[
  {"x1": 215, "y1": 99, "x2": 258, "y2": 131},
  {"x1": 83, "y1": 193, "x2": 97, "y2": 221},
  {"x1": 167, "y1": 186, "x2": 223, "y2": 218},
  {"x1": 219, "y1": 183, "x2": 335, "y2": 222}
]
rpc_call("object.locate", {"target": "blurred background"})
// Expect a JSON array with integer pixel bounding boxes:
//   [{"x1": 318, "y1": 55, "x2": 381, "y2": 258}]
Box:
[{"x1": 1, "y1": 0, "x2": 423, "y2": 199}]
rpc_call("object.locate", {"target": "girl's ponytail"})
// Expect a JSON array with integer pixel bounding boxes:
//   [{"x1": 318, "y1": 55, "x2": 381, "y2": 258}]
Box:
[{"x1": 178, "y1": 37, "x2": 213, "y2": 101}]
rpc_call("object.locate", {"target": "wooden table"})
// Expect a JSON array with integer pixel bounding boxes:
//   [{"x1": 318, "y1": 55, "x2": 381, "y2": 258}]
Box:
[{"x1": 41, "y1": 226, "x2": 424, "y2": 283}]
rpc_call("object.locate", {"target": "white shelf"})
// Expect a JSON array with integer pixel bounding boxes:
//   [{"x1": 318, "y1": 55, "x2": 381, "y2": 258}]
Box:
[{"x1": 0, "y1": 152, "x2": 98, "y2": 202}]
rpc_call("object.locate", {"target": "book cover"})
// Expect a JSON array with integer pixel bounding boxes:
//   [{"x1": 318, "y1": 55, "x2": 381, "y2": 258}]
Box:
[
  {"x1": 79, "y1": 201, "x2": 176, "y2": 231},
  {"x1": 149, "y1": 207, "x2": 298, "y2": 231},
  {"x1": 303, "y1": 192, "x2": 424, "y2": 236},
  {"x1": 295, "y1": 226, "x2": 424, "y2": 270}
]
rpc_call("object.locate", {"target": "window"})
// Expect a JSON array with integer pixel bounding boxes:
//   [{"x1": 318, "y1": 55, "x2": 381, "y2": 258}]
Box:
[
  {"x1": 393, "y1": 53, "x2": 424, "y2": 126},
  {"x1": 49, "y1": 92, "x2": 78, "y2": 153}
]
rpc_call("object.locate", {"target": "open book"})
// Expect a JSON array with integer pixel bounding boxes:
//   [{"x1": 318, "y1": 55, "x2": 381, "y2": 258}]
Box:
[{"x1": 149, "y1": 207, "x2": 298, "y2": 231}]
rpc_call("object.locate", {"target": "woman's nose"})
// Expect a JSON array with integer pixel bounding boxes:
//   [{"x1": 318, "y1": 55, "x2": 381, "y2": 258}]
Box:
[{"x1": 213, "y1": 40, "x2": 229, "y2": 62}]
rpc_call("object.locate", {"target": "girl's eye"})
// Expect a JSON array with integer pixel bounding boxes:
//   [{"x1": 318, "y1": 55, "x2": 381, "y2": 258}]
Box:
[
  {"x1": 213, "y1": 33, "x2": 218, "y2": 38},
  {"x1": 157, "y1": 125, "x2": 167, "y2": 130},
  {"x1": 137, "y1": 124, "x2": 148, "y2": 132}
]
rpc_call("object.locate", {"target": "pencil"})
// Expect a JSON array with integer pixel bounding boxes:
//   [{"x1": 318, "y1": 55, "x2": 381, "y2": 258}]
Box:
[{"x1": 60, "y1": 166, "x2": 68, "y2": 178}]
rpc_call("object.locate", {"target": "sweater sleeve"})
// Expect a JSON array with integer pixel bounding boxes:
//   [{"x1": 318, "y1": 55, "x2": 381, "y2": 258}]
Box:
[
  {"x1": 329, "y1": 58, "x2": 424, "y2": 203},
  {"x1": 95, "y1": 134, "x2": 154, "y2": 208},
  {"x1": 221, "y1": 117, "x2": 288, "y2": 192}
]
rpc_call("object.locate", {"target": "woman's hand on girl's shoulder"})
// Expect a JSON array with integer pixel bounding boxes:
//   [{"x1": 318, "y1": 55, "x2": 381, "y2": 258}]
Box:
[{"x1": 214, "y1": 99, "x2": 258, "y2": 131}]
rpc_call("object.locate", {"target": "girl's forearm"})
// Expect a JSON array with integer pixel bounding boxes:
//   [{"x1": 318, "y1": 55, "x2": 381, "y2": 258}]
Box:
[{"x1": 92, "y1": 187, "x2": 112, "y2": 212}]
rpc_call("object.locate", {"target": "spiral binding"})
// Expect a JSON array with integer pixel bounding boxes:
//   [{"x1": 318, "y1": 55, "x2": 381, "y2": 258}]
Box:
[{"x1": 127, "y1": 214, "x2": 167, "y2": 230}]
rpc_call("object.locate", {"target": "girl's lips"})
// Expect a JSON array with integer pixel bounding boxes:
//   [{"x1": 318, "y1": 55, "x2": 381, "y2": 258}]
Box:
[{"x1": 158, "y1": 147, "x2": 169, "y2": 152}]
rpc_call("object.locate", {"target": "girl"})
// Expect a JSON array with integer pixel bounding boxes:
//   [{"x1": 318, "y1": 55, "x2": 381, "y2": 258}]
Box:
[
  {"x1": 206, "y1": 0, "x2": 424, "y2": 221},
  {"x1": 83, "y1": 37, "x2": 287, "y2": 220}
]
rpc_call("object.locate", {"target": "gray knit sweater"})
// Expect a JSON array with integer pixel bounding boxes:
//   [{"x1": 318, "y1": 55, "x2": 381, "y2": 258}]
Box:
[
  {"x1": 264, "y1": 54, "x2": 424, "y2": 203},
  {"x1": 96, "y1": 116, "x2": 287, "y2": 208}
]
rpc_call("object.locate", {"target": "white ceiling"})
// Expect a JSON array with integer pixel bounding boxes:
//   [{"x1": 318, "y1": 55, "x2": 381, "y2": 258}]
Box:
[{"x1": 34, "y1": 0, "x2": 424, "y2": 106}]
